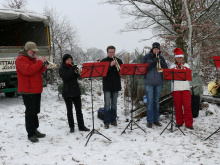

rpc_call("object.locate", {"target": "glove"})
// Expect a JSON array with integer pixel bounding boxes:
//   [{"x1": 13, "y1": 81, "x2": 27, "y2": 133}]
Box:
[{"x1": 153, "y1": 57, "x2": 159, "y2": 63}]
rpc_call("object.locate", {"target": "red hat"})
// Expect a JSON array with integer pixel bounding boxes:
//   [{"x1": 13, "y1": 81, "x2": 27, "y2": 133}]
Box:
[{"x1": 174, "y1": 48, "x2": 184, "y2": 58}]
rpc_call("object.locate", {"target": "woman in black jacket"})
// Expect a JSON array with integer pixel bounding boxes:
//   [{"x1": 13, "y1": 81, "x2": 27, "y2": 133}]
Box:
[{"x1": 59, "y1": 54, "x2": 90, "y2": 133}]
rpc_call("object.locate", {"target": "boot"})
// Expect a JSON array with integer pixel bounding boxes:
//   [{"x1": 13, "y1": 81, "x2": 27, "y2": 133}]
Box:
[
  {"x1": 104, "y1": 124, "x2": 109, "y2": 129},
  {"x1": 79, "y1": 126, "x2": 90, "y2": 132},
  {"x1": 70, "y1": 127, "x2": 75, "y2": 133},
  {"x1": 28, "y1": 136, "x2": 39, "y2": 143},
  {"x1": 34, "y1": 130, "x2": 46, "y2": 138}
]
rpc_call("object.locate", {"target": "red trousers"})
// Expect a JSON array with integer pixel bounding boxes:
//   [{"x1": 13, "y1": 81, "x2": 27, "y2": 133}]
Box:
[{"x1": 172, "y1": 90, "x2": 193, "y2": 127}]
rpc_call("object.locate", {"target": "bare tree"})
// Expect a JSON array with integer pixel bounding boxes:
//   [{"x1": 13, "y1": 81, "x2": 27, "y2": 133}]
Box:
[
  {"x1": 43, "y1": 7, "x2": 79, "y2": 67},
  {"x1": 2, "y1": 0, "x2": 27, "y2": 9},
  {"x1": 103, "y1": 0, "x2": 220, "y2": 83}
]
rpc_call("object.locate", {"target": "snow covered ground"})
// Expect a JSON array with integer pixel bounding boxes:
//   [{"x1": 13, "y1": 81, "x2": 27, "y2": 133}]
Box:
[{"x1": 0, "y1": 79, "x2": 220, "y2": 165}]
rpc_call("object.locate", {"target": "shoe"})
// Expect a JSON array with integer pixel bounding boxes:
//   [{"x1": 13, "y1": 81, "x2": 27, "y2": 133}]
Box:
[
  {"x1": 104, "y1": 124, "x2": 109, "y2": 129},
  {"x1": 79, "y1": 126, "x2": 90, "y2": 132},
  {"x1": 28, "y1": 136, "x2": 39, "y2": 143},
  {"x1": 34, "y1": 130, "x2": 46, "y2": 138},
  {"x1": 70, "y1": 127, "x2": 75, "y2": 133},
  {"x1": 111, "y1": 121, "x2": 117, "y2": 126},
  {"x1": 153, "y1": 122, "x2": 162, "y2": 127},
  {"x1": 186, "y1": 126, "x2": 194, "y2": 130},
  {"x1": 176, "y1": 124, "x2": 183, "y2": 128},
  {"x1": 147, "y1": 123, "x2": 153, "y2": 128}
]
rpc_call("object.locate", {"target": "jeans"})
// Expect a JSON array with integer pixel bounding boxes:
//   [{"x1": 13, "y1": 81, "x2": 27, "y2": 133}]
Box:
[
  {"x1": 145, "y1": 85, "x2": 162, "y2": 123},
  {"x1": 104, "y1": 91, "x2": 118, "y2": 124}
]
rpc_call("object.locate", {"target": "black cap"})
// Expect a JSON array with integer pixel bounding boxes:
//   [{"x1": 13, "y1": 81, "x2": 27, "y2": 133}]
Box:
[
  {"x1": 62, "y1": 54, "x2": 72, "y2": 64},
  {"x1": 152, "y1": 42, "x2": 160, "y2": 50}
]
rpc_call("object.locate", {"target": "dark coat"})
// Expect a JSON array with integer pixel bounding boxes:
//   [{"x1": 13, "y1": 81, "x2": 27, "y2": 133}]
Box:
[
  {"x1": 59, "y1": 63, "x2": 81, "y2": 98},
  {"x1": 142, "y1": 50, "x2": 168, "y2": 85},
  {"x1": 101, "y1": 56, "x2": 123, "y2": 91}
]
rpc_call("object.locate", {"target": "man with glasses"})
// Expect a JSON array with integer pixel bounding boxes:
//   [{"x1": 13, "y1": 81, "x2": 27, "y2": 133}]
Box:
[{"x1": 16, "y1": 41, "x2": 47, "y2": 143}]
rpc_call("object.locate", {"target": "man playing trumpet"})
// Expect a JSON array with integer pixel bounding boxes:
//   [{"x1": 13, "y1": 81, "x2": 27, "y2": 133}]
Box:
[
  {"x1": 142, "y1": 42, "x2": 168, "y2": 129},
  {"x1": 101, "y1": 46, "x2": 123, "y2": 129}
]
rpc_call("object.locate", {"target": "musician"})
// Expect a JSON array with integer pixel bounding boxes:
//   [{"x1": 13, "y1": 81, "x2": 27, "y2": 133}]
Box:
[
  {"x1": 170, "y1": 48, "x2": 194, "y2": 130},
  {"x1": 16, "y1": 41, "x2": 47, "y2": 143},
  {"x1": 59, "y1": 54, "x2": 90, "y2": 133},
  {"x1": 101, "y1": 46, "x2": 123, "y2": 129},
  {"x1": 142, "y1": 42, "x2": 168, "y2": 128}
]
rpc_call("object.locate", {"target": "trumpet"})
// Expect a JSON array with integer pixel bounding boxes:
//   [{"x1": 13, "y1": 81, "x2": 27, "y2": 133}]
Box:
[
  {"x1": 43, "y1": 61, "x2": 57, "y2": 68},
  {"x1": 113, "y1": 57, "x2": 120, "y2": 72},
  {"x1": 156, "y1": 52, "x2": 163, "y2": 72},
  {"x1": 69, "y1": 63, "x2": 81, "y2": 74}
]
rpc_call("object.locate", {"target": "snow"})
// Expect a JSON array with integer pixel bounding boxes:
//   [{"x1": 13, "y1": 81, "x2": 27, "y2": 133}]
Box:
[
  {"x1": 0, "y1": 9, "x2": 49, "y2": 25},
  {"x1": 0, "y1": 80, "x2": 220, "y2": 165}
]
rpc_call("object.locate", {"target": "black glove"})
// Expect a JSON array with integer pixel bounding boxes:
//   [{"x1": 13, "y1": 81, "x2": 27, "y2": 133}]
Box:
[{"x1": 153, "y1": 57, "x2": 159, "y2": 63}]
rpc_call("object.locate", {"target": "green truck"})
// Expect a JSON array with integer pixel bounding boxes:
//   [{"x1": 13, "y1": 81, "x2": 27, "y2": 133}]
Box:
[{"x1": 0, "y1": 9, "x2": 52, "y2": 97}]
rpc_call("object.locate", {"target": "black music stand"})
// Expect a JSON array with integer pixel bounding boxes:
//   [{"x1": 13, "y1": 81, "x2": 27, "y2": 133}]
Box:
[
  {"x1": 80, "y1": 62, "x2": 111, "y2": 146},
  {"x1": 205, "y1": 56, "x2": 220, "y2": 140},
  {"x1": 160, "y1": 68, "x2": 192, "y2": 135},
  {"x1": 120, "y1": 63, "x2": 148, "y2": 134}
]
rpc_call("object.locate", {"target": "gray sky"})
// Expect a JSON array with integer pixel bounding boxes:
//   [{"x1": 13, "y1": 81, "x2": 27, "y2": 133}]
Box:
[{"x1": 2, "y1": 0, "x2": 155, "y2": 53}]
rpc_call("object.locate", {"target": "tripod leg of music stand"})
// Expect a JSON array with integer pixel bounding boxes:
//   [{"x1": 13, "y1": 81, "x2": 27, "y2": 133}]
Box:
[
  {"x1": 121, "y1": 121, "x2": 132, "y2": 134},
  {"x1": 132, "y1": 120, "x2": 146, "y2": 133},
  {"x1": 94, "y1": 129, "x2": 111, "y2": 141},
  {"x1": 172, "y1": 121, "x2": 185, "y2": 136},
  {"x1": 160, "y1": 121, "x2": 171, "y2": 135},
  {"x1": 205, "y1": 127, "x2": 220, "y2": 141},
  {"x1": 85, "y1": 130, "x2": 95, "y2": 146}
]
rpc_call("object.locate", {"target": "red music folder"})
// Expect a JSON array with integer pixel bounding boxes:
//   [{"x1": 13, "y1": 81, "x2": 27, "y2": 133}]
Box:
[
  {"x1": 163, "y1": 68, "x2": 192, "y2": 81},
  {"x1": 80, "y1": 62, "x2": 110, "y2": 78},
  {"x1": 119, "y1": 63, "x2": 149, "y2": 75},
  {"x1": 213, "y1": 56, "x2": 220, "y2": 71}
]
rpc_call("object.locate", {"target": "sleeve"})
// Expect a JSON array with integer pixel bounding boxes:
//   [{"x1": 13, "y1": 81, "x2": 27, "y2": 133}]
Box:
[
  {"x1": 16, "y1": 57, "x2": 44, "y2": 76},
  {"x1": 143, "y1": 54, "x2": 157, "y2": 71},
  {"x1": 160, "y1": 56, "x2": 168, "y2": 69},
  {"x1": 59, "y1": 67, "x2": 78, "y2": 82}
]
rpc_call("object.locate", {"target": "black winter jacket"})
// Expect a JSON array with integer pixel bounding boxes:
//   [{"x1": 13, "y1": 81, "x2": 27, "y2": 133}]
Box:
[
  {"x1": 59, "y1": 63, "x2": 81, "y2": 98},
  {"x1": 142, "y1": 50, "x2": 168, "y2": 85},
  {"x1": 101, "y1": 56, "x2": 123, "y2": 91}
]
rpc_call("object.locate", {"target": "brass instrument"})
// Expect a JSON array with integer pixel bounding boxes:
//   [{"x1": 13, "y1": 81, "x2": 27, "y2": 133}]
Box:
[
  {"x1": 156, "y1": 52, "x2": 163, "y2": 72},
  {"x1": 47, "y1": 61, "x2": 57, "y2": 68},
  {"x1": 113, "y1": 57, "x2": 120, "y2": 72},
  {"x1": 208, "y1": 80, "x2": 220, "y2": 96},
  {"x1": 70, "y1": 63, "x2": 81, "y2": 74}
]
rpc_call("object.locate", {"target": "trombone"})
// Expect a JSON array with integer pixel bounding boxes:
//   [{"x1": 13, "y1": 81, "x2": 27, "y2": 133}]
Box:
[
  {"x1": 113, "y1": 56, "x2": 120, "y2": 72},
  {"x1": 156, "y1": 52, "x2": 163, "y2": 72}
]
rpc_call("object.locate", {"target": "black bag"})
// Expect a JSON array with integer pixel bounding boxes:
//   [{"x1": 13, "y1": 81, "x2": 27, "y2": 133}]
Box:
[
  {"x1": 97, "y1": 107, "x2": 104, "y2": 120},
  {"x1": 191, "y1": 95, "x2": 200, "y2": 118}
]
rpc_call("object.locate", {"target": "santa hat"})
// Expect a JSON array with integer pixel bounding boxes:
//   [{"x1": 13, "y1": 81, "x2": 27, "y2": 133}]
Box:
[{"x1": 174, "y1": 48, "x2": 184, "y2": 58}]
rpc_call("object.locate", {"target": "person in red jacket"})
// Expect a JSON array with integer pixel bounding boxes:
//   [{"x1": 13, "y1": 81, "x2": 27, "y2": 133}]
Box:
[{"x1": 16, "y1": 41, "x2": 47, "y2": 143}]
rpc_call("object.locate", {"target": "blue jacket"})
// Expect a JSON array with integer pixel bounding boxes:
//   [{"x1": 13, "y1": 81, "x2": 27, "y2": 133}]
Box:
[{"x1": 142, "y1": 50, "x2": 168, "y2": 85}]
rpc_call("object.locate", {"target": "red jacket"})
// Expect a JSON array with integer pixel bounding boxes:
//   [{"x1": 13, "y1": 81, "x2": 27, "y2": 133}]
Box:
[{"x1": 16, "y1": 52, "x2": 47, "y2": 93}]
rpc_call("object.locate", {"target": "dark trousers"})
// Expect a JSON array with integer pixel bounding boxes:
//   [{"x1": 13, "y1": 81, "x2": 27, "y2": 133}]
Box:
[
  {"x1": 22, "y1": 94, "x2": 41, "y2": 137},
  {"x1": 64, "y1": 96, "x2": 84, "y2": 129}
]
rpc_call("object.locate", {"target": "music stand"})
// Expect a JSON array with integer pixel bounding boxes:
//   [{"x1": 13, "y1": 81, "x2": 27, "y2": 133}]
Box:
[
  {"x1": 213, "y1": 56, "x2": 220, "y2": 71},
  {"x1": 160, "y1": 68, "x2": 192, "y2": 135},
  {"x1": 120, "y1": 63, "x2": 148, "y2": 134},
  {"x1": 205, "y1": 56, "x2": 220, "y2": 140},
  {"x1": 80, "y1": 62, "x2": 111, "y2": 146}
]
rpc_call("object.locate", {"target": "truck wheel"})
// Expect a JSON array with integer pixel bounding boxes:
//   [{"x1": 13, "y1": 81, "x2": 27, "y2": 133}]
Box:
[{"x1": 5, "y1": 92, "x2": 15, "y2": 97}]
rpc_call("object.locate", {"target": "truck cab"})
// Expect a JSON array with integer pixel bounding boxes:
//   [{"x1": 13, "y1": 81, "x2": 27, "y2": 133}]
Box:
[{"x1": 0, "y1": 9, "x2": 52, "y2": 97}]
